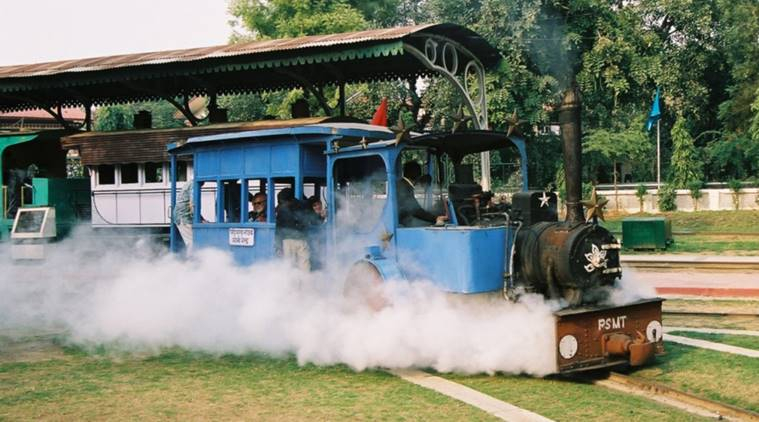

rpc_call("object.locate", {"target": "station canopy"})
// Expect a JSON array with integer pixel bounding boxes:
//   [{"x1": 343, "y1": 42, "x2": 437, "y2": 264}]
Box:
[{"x1": 0, "y1": 23, "x2": 500, "y2": 114}]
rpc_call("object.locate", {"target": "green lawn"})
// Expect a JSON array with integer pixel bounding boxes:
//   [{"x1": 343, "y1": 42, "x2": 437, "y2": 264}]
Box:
[
  {"x1": 0, "y1": 341, "x2": 496, "y2": 421},
  {"x1": 603, "y1": 210, "x2": 759, "y2": 254},
  {"x1": 604, "y1": 210, "x2": 759, "y2": 234},
  {"x1": 668, "y1": 330, "x2": 759, "y2": 351},
  {"x1": 631, "y1": 342, "x2": 759, "y2": 412},
  {"x1": 441, "y1": 373, "x2": 706, "y2": 421}
]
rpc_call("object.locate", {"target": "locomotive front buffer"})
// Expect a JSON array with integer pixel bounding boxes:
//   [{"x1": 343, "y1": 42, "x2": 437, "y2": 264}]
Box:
[{"x1": 553, "y1": 298, "x2": 664, "y2": 372}]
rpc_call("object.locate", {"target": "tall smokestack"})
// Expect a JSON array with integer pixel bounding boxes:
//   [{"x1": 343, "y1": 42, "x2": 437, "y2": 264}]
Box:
[{"x1": 558, "y1": 84, "x2": 584, "y2": 223}]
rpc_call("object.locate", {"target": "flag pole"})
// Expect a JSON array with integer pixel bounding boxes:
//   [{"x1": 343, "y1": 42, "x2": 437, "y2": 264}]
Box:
[{"x1": 656, "y1": 119, "x2": 661, "y2": 188}]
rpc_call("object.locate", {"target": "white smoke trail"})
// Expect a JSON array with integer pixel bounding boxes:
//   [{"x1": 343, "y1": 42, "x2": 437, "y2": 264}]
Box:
[{"x1": 0, "y1": 226, "x2": 653, "y2": 376}]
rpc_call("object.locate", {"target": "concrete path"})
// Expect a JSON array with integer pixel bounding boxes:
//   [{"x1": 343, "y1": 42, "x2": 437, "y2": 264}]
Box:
[
  {"x1": 389, "y1": 369, "x2": 554, "y2": 422},
  {"x1": 665, "y1": 334, "x2": 759, "y2": 358},
  {"x1": 666, "y1": 326, "x2": 759, "y2": 337}
]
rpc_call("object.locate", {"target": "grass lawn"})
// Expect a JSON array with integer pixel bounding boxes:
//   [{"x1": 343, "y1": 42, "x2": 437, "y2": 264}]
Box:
[
  {"x1": 630, "y1": 342, "x2": 759, "y2": 412},
  {"x1": 603, "y1": 210, "x2": 759, "y2": 254},
  {"x1": 441, "y1": 373, "x2": 706, "y2": 421},
  {"x1": 668, "y1": 331, "x2": 759, "y2": 351},
  {"x1": 0, "y1": 338, "x2": 495, "y2": 421},
  {"x1": 604, "y1": 210, "x2": 759, "y2": 234}
]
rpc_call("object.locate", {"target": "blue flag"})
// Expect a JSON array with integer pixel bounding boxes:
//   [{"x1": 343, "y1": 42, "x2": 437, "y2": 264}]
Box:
[{"x1": 645, "y1": 88, "x2": 661, "y2": 131}]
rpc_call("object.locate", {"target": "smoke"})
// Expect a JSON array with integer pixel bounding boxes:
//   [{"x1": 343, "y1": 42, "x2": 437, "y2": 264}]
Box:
[{"x1": 0, "y1": 226, "x2": 652, "y2": 377}]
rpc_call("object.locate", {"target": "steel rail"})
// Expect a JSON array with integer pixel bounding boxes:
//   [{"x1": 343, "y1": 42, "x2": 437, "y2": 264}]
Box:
[{"x1": 598, "y1": 372, "x2": 759, "y2": 421}]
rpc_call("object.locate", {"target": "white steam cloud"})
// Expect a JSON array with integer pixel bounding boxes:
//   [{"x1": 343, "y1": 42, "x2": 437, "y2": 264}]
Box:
[{"x1": 0, "y1": 227, "x2": 650, "y2": 376}]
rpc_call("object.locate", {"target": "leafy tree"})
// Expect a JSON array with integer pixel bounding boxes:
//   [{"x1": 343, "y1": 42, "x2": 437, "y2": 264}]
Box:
[
  {"x1": 584, "y1": 119, "x2": 652, "y2": 210},
  {"x1": 727, "y1": 178, "x2": 743, "y2": 210},
  {"x1": 687, "y1": 180, "x2": 704, "y2": 211},
  {"x1": 635, "y1": 183, "x2": 648, "y2": 213},
  {"x1": 669, "y1": 114, "x2": 702, "y2": 187},
  {"x1": 94, "y1": 101, "x2": 184, "y2": 131},
  {"x1": 657, "y1": 183, "x2": 677, "y2": 212},
  {"x1": 228, "y1": 0, "x2": 368, "y2": 40},
  {"x1": 716, "y1": 0, "x2": 759, "y2": 135}
]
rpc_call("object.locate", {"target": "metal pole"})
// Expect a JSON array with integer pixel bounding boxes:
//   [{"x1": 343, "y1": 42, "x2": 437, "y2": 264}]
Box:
[
  {"x1": 656, "y1": 119, "x2": 661, "y2": 188},
  {"x1": 480, "y1": 151, "x2": 491, "y2": 191}
]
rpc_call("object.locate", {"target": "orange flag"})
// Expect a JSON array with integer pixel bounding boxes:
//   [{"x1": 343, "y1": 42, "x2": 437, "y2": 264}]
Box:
[{"x1": 370, "y1": 97, "x2": 388, "y2": 126}]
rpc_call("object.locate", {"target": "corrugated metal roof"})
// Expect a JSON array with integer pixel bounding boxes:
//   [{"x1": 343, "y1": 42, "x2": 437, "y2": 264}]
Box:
[
  {"x1": 0, "y1": 25, "x2": 433, "y2": 79},
  {"x1": 0, "y1": 24, "x2": 500, "y2": 113}
]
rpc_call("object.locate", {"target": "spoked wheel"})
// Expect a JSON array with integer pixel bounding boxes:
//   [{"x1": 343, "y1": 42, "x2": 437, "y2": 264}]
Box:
[{"x1": 343, "y1": 261, "x2": 387, "y2": 311}]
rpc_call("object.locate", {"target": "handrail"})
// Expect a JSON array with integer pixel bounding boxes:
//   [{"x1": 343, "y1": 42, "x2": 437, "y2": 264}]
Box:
[{"x1": 1, "y1": 186, "x2": 6, "y2": 219}]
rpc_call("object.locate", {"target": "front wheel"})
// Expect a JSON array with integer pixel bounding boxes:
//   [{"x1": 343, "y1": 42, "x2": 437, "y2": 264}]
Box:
[{"x1": 343, "y1": 261, "x2": 387, "y2": 311}]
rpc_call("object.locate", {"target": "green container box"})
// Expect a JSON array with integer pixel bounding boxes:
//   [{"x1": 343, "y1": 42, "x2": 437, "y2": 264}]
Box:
[{"x1": 622, "y1": 217, "x2": 673, "y2": 250}]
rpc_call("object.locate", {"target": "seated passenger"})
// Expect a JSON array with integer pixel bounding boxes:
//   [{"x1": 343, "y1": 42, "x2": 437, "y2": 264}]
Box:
[
  {"x1": 397, "y1": 161, "x2": 447, "y2": 227},
  {"x1": 248, "y1": 192, "x2": 267, "y2": 222}
]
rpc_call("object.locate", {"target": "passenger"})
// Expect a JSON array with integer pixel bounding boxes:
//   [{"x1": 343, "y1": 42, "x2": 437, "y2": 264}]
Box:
[
  {"x1": 307, "y1": 195, "x2": 326, "y2": 221},
  {"x1": 305, "y1": 195, "x2": 326, "y2": 270},
  {"x1": 248, "y1": 192, "x2": 267, "y2": 222},
  {"x1": 397, "y1": 161, "x2": 447, "y2": 227},
  {"x1": 275, "y1": 188, "x2": 310, "y2": 271}
]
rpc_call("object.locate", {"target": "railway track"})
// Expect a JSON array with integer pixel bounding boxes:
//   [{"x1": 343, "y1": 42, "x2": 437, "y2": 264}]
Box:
[{"x1": 594, "y1": 372, "x2": 759, "y2": 421}]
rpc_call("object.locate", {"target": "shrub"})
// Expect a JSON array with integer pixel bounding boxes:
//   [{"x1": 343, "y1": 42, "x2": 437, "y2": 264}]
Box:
[
  {"x1": 657, "y1": 183, "x2": 677, "y2": 212},
  {"x1": 728, "y1": 179, "x2": 743, "y2": 210},
  {"x1": 635, "y1": 184, "x2": 648, "y2": 212},
  {"x1": 687, "y1": 180, "x2": 704, "y2": 211}
]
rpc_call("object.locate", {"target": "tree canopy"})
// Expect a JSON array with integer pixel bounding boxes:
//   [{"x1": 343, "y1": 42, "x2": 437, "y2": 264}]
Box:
[{"x1": 90, "y1": 0, "x2": 759, "y2": 188}]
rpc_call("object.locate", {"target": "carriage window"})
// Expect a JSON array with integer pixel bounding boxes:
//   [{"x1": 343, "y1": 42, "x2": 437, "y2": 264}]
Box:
[
  {"x1": 176, "y1": 161, "x2": 188, "y2": 182},
  {"x1": 197, "y1": 181, "x2": 217, "y2": 223},
  {"x1": 333, "y1": 155, "x2": 387, "y2": 233},
  {"x1": 120, "y1": 163, "x2": 139, "y2": 184},
  {"x1": 221, "y1": 179, "x2": 243, "y2": 223},
  {"x1": 145, "y1": 162, "x2": 163, "y2": 183},
  {"x1": 97, "y1": 164, "x2": 115, "y2": 185}
]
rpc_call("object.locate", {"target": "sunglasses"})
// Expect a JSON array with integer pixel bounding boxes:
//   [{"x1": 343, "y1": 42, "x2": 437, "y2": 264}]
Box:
[{"x1": 253, "y1": 201, "x2": 266, "y2": 206}]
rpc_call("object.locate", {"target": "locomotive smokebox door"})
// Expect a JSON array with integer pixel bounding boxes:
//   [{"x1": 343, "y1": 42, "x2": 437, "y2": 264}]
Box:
[{"x1": 512, "y1": 191, "x2": 558, "y2": 226}]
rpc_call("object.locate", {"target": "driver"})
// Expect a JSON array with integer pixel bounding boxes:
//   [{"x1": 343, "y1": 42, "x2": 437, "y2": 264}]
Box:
[{"x1": 397, "y1": 161, "x2": 447, "y2": 227}]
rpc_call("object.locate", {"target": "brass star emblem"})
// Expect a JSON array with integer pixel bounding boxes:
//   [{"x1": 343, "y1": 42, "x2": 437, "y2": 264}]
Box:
[
  {"x1": 505, "y1": 109, "x2": 525, "y2": 138},
  {"x1": 582, "y1": 188, "x2": 609, "y2": 223},
  {"x1": 449, "y1": 104, "x2": 472, "y2": 134},
  {"x1": 391, "y1": 111, "x2": 413, "y2": 145}
]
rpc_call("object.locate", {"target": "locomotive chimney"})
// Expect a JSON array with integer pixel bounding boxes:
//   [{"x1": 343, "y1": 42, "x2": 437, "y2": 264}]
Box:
[{"x1": 558, "y1": 83, "x2": 584, "y2": 224}]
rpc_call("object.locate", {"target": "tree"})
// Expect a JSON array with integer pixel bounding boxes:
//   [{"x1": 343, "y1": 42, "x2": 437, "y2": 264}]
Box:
[
  {"x1": 94, "y1": 101, "x2": 184, "y2": 131},
  {"x1": 584, "y1": 121, "x2": 652, "y2": 211},
  {"x1": 228, "y1": 0, "x2": 368, "y2": 40},
  {"x1": 728, "y1": 179, "x2": 743, "y2": 210},
  {"x1": 687, "y1": 180, "x2": 704, "y2": 211},
  {"x1": 635, "y1": 184, "x2": 648, "y2": 213},
  {"x1": 669, "y1": 114, "x2": 702, "y2": 187},
  {"x1": 657, "y1": 183, "x2": 677, "y2": 212}
]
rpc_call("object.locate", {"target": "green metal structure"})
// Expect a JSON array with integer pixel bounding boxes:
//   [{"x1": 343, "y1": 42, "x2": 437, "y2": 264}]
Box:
[
  {"x1": 621, "y1": 217, "x2": 673, "y2": 250},
  {"x1": 0, "y1": 130, "x2": 90, "y2": 240}
]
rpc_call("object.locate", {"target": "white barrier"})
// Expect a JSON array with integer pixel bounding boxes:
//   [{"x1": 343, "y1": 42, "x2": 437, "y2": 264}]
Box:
[{"x1": 594, "y1": 187, "x2": 759, "y2": 213}]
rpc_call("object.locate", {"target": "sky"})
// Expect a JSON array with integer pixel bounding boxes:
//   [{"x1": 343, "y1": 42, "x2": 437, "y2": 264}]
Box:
[{"x1": 0, "y1": 0, "x2": 234, "y2": 66}]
